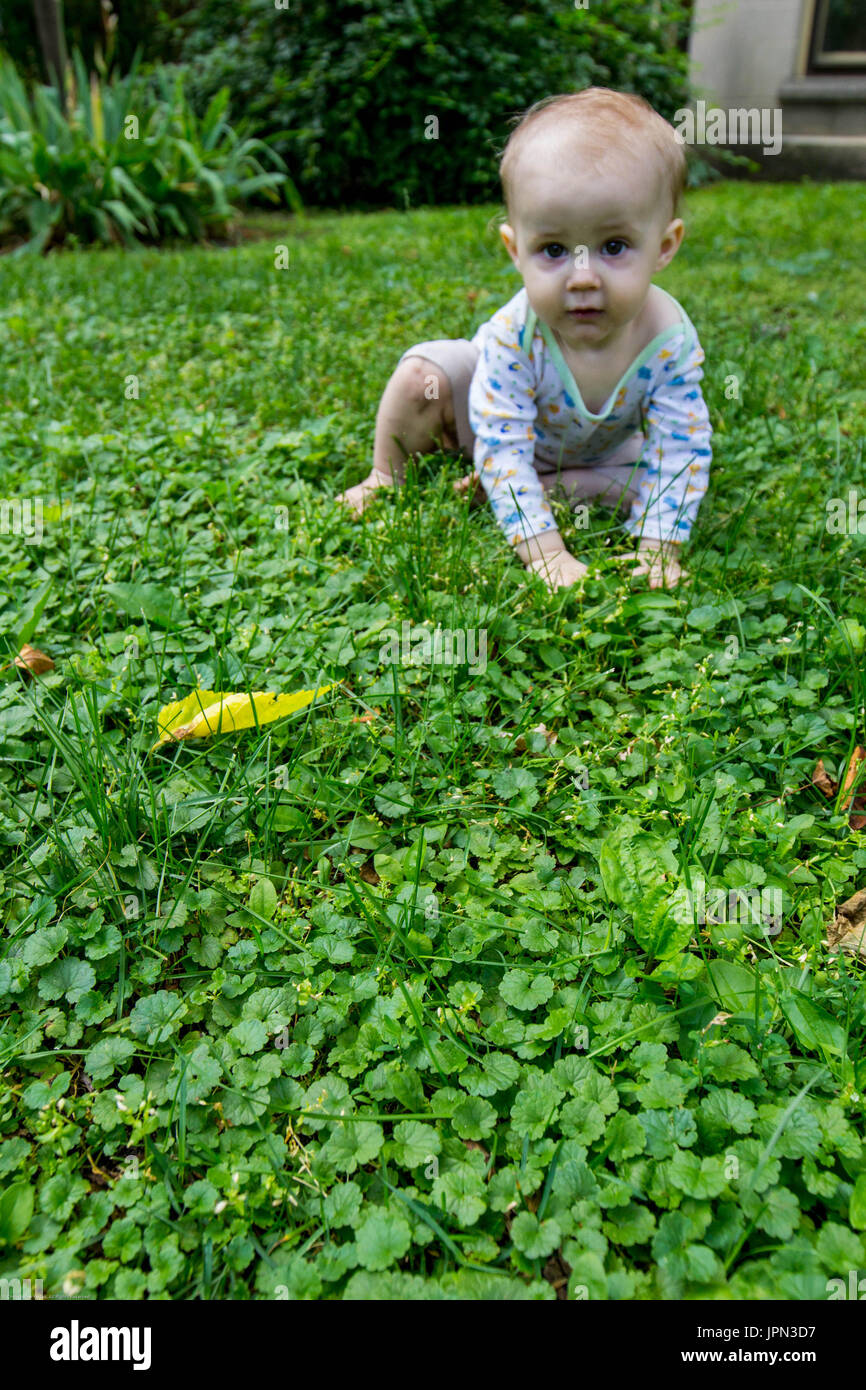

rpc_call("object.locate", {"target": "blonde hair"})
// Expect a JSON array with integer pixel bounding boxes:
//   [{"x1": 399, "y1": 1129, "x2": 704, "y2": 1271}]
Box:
[{"x1": 498, "y1": 88, "x2": 687, "y2": 227}]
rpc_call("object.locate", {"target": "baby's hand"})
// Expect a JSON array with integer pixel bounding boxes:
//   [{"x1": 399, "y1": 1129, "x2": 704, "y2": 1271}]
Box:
[
  {"x1": 452, "y1": 471, "x2": 486, "y2": 509},
  {"x1": 515, "y1": 530, "x2": 589, "y2": 592},
  {"x1": 621, "y1": 538, "x2": 683, "y2": 590},
  {"x1": 336, "y1": 467, "x2": 395, "y2": 518}
]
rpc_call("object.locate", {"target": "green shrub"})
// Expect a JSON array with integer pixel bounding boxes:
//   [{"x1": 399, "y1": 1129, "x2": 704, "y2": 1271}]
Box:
[
  {"x1": 0, "y1": 48, "x2": 296, "y2": 252},
  {"x1": 160, "y1": 0, "x2": 696, "y2": 210},
  {"x1": 0, "y1": 0, "x2": 194, "y2": 84}
]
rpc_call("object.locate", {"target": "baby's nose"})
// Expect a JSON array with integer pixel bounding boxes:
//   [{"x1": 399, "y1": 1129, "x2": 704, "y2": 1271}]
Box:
[{"x1": 565, "y1": 250, "x2": 601, "y2": 287}]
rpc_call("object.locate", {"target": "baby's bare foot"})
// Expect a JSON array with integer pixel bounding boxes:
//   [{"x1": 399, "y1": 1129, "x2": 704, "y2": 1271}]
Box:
[{"x1": 336, "y1": 468, "x2": 394, "y2": 518}]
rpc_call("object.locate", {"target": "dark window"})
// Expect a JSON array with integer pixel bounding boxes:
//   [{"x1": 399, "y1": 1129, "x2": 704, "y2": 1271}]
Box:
[{"x1": 809, "y1": 0, "x2": 866, "y2": 70}]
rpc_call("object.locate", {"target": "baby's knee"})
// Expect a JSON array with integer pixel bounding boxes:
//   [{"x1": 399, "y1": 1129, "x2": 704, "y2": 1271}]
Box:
[{"x1": 394, "y1": 355, "x2": 450, "y2": 412}]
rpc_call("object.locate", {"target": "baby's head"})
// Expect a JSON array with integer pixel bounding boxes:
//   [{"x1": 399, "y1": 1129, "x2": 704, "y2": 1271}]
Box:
[{"x1": 497, "y1": 88, "x2": 688, "y2": 346}]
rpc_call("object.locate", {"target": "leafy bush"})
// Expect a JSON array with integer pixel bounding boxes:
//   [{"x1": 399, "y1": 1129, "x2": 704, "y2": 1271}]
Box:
[
  {"x1": 0, "y1": 0, "x2": 193, "y2": 83},
  {"x1": 160, "y1": 0, "x2": 696, "y2": 210},
  {"x1": 0, "y1": 49, "x2": 295, "y2": 252}
]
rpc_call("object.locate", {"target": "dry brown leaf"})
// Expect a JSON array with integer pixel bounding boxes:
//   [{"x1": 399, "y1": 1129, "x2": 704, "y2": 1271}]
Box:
[
  {"x1": 15, "y1": 644, "x2": 54, "y2": 675},
  {"x1": 809, "y1": 750, "x2": 865, "y2": 830},
  {"x1": 358, "y1": 859, "x2": 380, "y2": 886},
  {"x1": 839, "y1": 746, "x2": 866, "y2": 811},
  {"x1": 701, "y1": 1011, "x2": 732, "y2": 1034},
  {"x1": 811, "y1": 759, "x2": 836, "y2": 798},
  {"x1": 463, "y1": 1139, "x2": 489, "y2": 1161},
  {"x1": 827, "y1": 887, "x2": 866, "y2": 960}
]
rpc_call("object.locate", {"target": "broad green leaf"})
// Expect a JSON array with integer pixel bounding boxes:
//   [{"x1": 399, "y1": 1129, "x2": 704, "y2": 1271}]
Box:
[
  {"x1": 106, "y1": 581, "x2": 187, "y2": 627},
  {"x1": 373, "y1": 781, "x2": 411, "y2": 818},
  {"x1": 22, "y1": 925, "x2": 68, "y2": 968},
  {"x1": 599, "y1": 820, "x2": 678, "y2": 914},
  {"x1": 685, "y1": 604, "x2": 725, "y2": 631},
  {"x1": 0, "y1": 1183, "x2": 34, "y2": 1245},
  {"x1": 631, "y1": 882, "x2": 694, "y2": 959},
  {"x1": 850, "y1": 1174, "x2": 866, "y2": 1231},
  {"x1": 129, "y1": 989, "x2": 188, "y2": 1045},
  {"x1": 779, "y1": 989, "x2": 848, "y2": 1057},
  {"x1": 355, "y1": 1209, "x2": 412, "y2": 1271},
  {"x1": 510, "y1": 1211, "x2": 561, "y2": 1259},
  {"x1": 228, "y1": 1019, "x2": 268, "y2": 1054},
  {"x1": 510, "y1": 1074, "x2": 564, "y2": 1139},
  {"x1": 391, "y1": 1121, "x2": 440, "y2": 1170},
  {"x1": 37, "y1": 958, "x2": 95, "y2": 1003},
  {"x1": 500, "y1": 969, "x2": 553, "y2": 1011},
  {"x1": 83, "y1": 1035, "x2": 137, "y2": 1082},
  {"x1": 322, "y1": 1120, "x2": 384, "y2": 1174},
  {"x1": 451, "y1": 1096, "x2": 497, "y2": 1141},
  {"x1": 706, "y1": 959, "x2": 761, "y2": 1015},
  {"x1": 248, "y1": 877, "x2": 278, "y2": 921}
]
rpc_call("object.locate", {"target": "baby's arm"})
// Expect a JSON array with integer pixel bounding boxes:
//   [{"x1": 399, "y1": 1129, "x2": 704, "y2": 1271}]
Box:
[
  {"x1": 468, "y1": 318, "x2": 585, "y2": 590},
  {"x1": 619, "y1": 334, "x2": 712, "y2": 587}
]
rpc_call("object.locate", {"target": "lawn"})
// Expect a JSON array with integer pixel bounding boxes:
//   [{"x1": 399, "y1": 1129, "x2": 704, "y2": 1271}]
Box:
[{"x1": 1, "y1": 180, "x2": 865, "y2": 1301}]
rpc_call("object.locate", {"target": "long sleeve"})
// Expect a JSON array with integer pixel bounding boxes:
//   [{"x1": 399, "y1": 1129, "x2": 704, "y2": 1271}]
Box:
[
  {"x1": 623, "y1": 335, "x2": 712, "y2": 545},
  {"x1": 468, "y1": 317, "x2": 558, "y2": 547}
]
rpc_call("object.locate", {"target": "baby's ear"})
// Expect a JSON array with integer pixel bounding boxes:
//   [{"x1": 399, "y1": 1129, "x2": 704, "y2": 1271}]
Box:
[{"x1": 499, "y1": 223, "x2": 519, "y2": 265}]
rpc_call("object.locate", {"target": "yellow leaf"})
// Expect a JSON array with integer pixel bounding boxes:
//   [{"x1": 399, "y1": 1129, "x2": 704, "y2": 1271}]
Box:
[{"x1": 152, "y1": 685, "x2": 335, "y2": 751}]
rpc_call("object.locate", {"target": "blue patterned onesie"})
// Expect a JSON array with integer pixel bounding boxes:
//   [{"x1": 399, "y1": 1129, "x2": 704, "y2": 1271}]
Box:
[{"x1": 467, "y1": 286, "x2": 712, "y2": 546}]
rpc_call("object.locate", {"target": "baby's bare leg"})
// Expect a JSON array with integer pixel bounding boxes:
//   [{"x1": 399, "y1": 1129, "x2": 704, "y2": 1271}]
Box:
[
  {"x1": 374, "y1": 355, "x2": 458, "y2": 479},
  {"x1": 540, "y1": 465, "x2": 640, "y2": 512},
  {"x1": 337, "y1": 356, "x2": 457, "y2": 516}
]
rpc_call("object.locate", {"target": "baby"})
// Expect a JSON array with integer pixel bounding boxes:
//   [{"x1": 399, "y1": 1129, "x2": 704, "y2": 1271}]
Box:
[{"x1": 338, "y1": 87, "x2": 712, "y2": 591}]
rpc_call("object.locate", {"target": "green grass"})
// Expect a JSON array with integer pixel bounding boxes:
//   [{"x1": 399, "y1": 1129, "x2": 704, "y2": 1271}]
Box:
[{"x1": 1, "y1": 181, "x2": 865, "y2": 1301}]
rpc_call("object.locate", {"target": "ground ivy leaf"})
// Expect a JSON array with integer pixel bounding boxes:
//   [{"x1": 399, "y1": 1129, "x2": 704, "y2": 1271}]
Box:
[
  {"x1": 741, "y1": 1184, "x2": 801, "y2": 1240},
  {"x1": 481, "y1": 1052, "x2": 522, "y2": 1091},
  {"x1": 604, "y1": 1111, "x2": 646, "y2": 1162},
  {"x1": 322, "y1": 1119, "x2": 385, "y2": 1174},
  {"x1": 559, "y1": 1098, "x2": 606, "y2": 1144},
  {"x1": 83, "y1": 1035, "x2": 137, "y2": 1083},
  {"x1": 511, "y1": 1211, "x2": 561, "y2": 1259},
  {"x1": 451, "y1": 1096, "x2": 497, "y2": 1141},
  {"x1": 500, "y1": 969, "x2": 554, "y2": 1011},
  {"x1": 815, "y1": 1221, "x2": 865, "y2": 1271},
  {"x1": 602, "y1": 1201, "x2": 656, "y2": 1247},
  {"x1": 322, "y1": 1181, "x2": 363, "y2": 1228},
  {"x1": 667, "y1": 1149, "x2": 728, "y2": 1199},
  {"x1": 37, "y1": 958, "x2": 95, "y2": 1004},
  {"x1": 355, "y1": 1209, "x2": 412, "y2": 1270},
  {"x1": 510, "y1": 1074, "x2": 564, "y2": 1139},
  {"x1": 391, "y1": 1121, "x2": 441, "y2": 1169},
  {"x1": 228, "y1": 1019, "x2": 269, "y2": 1054},
  {"x1": 128, "y1": 989, "x2": 188, "y2": 1045},
  {"x1": 22, "y1": 925, "x2": 68, "y2": 968}
]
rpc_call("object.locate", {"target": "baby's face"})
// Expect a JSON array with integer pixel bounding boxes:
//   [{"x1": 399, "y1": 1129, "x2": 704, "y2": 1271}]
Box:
[{"x1": 500, "y1": 134, "x2": 683, "y2": 352}]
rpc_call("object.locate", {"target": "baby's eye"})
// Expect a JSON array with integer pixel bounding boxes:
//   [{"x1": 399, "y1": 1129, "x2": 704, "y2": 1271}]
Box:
[
  {"x1": 602, "y1": 239, "x2": 628, "y2": 256},
  {"x1": 540, "y1": 243, "x2": 568, "y2": 259}
]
